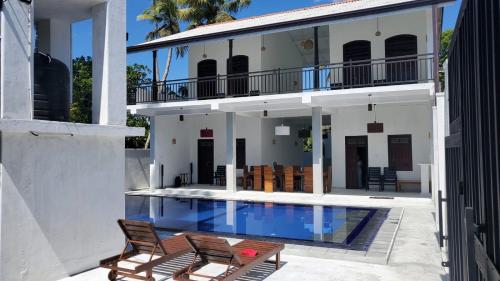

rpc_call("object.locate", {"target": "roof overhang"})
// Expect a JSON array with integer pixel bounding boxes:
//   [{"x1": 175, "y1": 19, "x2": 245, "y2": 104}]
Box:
[{"x1": 128, "y1": 0, "x2": 454, "y2": 53}]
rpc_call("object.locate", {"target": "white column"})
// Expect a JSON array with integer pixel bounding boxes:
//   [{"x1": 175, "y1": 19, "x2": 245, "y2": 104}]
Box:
[
  {"x1": 1, "y1": 0, "x2": 33, "y2": 119},
  {"x1": 226, "y1": 112, "x2": 237, "y2": 192},
  {"x1": 92, "y1": 0, "x2": 126, "y2": 125},
  {"x1": 312, "y1": 107, "x2": 323, "y2": 195},
  {"x1": 149, "y1": 116, "x2": 159, "y2": 190},
  {"x1": 313, "y1": 205, "x2": 324, "y2": 241},
  {"x1": 419, "y1": 164, "x2": 431, "y2": 196}
]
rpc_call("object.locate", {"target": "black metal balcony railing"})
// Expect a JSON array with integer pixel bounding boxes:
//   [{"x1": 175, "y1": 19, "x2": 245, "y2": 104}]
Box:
[{"x1": 129, "y1": 53, "x2": 434, "y2": 105}]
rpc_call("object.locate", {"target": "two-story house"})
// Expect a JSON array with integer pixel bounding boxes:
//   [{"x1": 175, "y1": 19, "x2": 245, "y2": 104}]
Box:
[{"x1": 127, "y1": 0, "x2": 450, "y2": 197}]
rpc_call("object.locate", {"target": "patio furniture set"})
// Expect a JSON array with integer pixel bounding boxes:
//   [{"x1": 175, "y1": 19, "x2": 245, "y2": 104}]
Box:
[
  {"x1": 100, "y1": 219, "x2": 284, "y2": 281},
  {"x1": 238, "y1": 164, "x2": 332, "y2": 194}
]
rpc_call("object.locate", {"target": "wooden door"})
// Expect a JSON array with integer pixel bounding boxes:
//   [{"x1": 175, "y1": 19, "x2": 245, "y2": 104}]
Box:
[
  {"x1": 343, "y1": 40, "x2": 372, "y2": 87},
  {"x1": 197, "y1": 59, "x2": 217, "y2": 99},
  {"x1": 345, "y1": 136, "x2": 368, "y2": 189},
  {"x1": 198, "y1": 139, "x2": 214, "y2": 184},
  {"x1": 385, "y1": 35, "x2": 418, "y2": 83},
  {"x1": 227, "y1": 55, "x2": 249, "y2": 96}
]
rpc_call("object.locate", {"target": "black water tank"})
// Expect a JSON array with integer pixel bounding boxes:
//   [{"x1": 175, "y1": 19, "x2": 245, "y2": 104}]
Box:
[{"x1": 34, "y1": 53, "x2": 70, "y2": 121}]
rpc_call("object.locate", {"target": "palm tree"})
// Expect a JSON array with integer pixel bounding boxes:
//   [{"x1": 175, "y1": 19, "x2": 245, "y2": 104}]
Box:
[
  {"x1": 177, "y1": 0, "x2": 251, "y2": 30},
  {"x1": 138, "y1": 0, "x2": 187, "y2": 81}
]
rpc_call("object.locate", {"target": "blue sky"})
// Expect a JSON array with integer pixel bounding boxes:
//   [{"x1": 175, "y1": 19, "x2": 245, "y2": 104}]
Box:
[{"x1": 72, "y1": 0, "x2": 462, "y2": 80}]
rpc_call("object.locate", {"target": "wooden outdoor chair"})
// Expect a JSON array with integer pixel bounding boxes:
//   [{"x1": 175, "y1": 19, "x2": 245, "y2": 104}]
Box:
[
  {"x1": 173, "y1": 234, "x2": 284, "y2": 281},
  {"x1": 303, "y1": 166, "x2": 313, "y2": 193},
  {"x1": 99, "y1": 219, "x2": 192, "y2": 281},
  {"x1": 242, "y1": 165, "x2": 253, "y2": 190},
  {"x1": 253, "y1": 165, "x2": 263, "y2": 191},
  {"x1": 284, "y1": 166, "x2": 294, "y2": 192},
  {"x1": 263, "y1": 165, "x2": 274, "y2": 193},
  {"x1": 323, "y1": 166, "x2": 332, "y2": 193}
]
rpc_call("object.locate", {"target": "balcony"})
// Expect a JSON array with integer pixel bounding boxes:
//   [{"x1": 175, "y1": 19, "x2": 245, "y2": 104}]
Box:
[{"x1": 128, "y1": 53, "x2": 435, "y2": 105}]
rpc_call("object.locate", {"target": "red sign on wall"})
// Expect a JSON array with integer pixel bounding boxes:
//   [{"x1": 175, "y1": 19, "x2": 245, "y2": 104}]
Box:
[{"x1": 200, "y1": 128, "x2": 214, "y2": 138}]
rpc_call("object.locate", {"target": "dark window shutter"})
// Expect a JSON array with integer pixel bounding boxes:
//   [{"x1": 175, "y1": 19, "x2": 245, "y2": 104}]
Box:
[
  {"x1": 388, "y1": 135, "x2": 412, "y2": 171},
  {"x1": 236, "y1": 138, "x2": 246, "y2": 169}
]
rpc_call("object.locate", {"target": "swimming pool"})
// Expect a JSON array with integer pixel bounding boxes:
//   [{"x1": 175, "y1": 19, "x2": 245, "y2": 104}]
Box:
[{"x1": 127, "y1": 197, "x2": 382, "y2": 246}]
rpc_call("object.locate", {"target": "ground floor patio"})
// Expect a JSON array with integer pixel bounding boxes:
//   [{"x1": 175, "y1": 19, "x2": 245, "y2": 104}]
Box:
[{"x1": 62, "y1": 190, "x2": 446, "y2": 281}]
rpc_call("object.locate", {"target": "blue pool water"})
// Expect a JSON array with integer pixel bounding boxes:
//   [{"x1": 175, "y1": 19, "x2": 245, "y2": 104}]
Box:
[{"x1": 127, "y1": 197, "x2": 379, "y2": 246}]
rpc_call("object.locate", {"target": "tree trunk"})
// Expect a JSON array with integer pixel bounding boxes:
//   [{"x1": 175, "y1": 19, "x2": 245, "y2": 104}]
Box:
[{"x1": 162, "y1": 48, "x2": 173, "y2": 81}]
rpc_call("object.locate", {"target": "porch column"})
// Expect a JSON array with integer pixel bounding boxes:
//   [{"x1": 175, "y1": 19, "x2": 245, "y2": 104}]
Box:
[
  {"x1": 92, "y1": 0, "x2": 126, "y2": 125},
  {"x1": 226, "y1": 112, "x2": 237, "y2": 192},
  {"x1": 149, "y1": 116, "x2": 159, "y2": 190},
  {"x1": 312, "y1": 107, "x2": 324, "y2": 195},
  {"x1": 1, "y1": 0, "x2": 33, "y2": 119}
]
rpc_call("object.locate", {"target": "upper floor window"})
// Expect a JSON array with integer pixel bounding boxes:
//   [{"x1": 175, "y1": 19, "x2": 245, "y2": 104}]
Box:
[{"x1": 343, "y1": 40, "x2": 372, "y2": 87}]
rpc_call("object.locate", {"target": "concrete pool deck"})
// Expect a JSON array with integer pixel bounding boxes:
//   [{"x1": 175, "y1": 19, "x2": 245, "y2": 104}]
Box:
[{"x1": 62, "y1": 189, "x2": 447, "y2": 280}]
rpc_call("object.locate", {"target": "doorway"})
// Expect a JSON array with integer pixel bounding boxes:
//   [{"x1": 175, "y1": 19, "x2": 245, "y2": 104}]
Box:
[
  {"x1": 227, "y1": 55, "x2": 249, "y2": 96},
  {"x1": 197, "y1": 59, "x2": 217, "y2": 99},
  {"x1": 345, "y1": 136, "x2": 368, "y2": 189},
  {"x1": 343, "y1": 40, "x2": 372, "y2": 87},
  {"x1": 198, "y1": 139, "x2": 214, "y2": 184},
  {"x1": 385, "y1": 35, "x2": 418, "y2": 83}
]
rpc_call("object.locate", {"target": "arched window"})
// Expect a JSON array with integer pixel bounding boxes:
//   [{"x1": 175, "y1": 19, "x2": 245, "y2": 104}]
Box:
[
  {"x1": 197, "y1": 59, "x2": 217, "y2": 99},
  {"x1": 343, "y1": 40, "x2": 372, "y2": 87},
  {"x1": 227, "y1": 55, "x2": 249, "y2": 96},
  {"x1": 385, "y1": 35, "x2": 418, "y2": 83}
]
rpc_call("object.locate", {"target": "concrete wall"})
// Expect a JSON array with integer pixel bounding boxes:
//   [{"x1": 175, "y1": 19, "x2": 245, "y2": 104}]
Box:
[
  {"x1": 125, "y1": 149, "x2": 150, "y2": 190},
  {"x1": 0, "y1": 133, "x2": 125, "y2": 281},
  {"x1": 331, "y1": 103, "x2": 432, "y2": 188}
]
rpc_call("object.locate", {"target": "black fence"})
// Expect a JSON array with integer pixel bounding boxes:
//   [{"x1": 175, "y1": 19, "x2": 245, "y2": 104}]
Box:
[
  {"x1": 445, "y1": 0, "x2": 500, "y2": 280},
  {"x1": 129, "y1": 53, "x2": 434, "y2": 105}
]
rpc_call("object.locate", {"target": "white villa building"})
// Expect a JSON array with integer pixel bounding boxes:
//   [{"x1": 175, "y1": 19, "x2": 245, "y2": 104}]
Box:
[
  {"x1": 128, "y1": 0, "x2": 449, "y2": 197},
  {"x1": 0, "y1": 0, "x2": 142, "y2": 280}
]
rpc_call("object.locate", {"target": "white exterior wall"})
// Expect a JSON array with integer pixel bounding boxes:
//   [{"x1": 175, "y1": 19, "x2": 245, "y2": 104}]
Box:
[
  {"x1": 188, "y1": 35, "x2": 261, "y2": 77},
  {"x1": 329, "y1": 10, "x2": 429, "y2": 64},
  {"x1": 0, "y1": 133, "x2": 125, "y2": 281},
  {"x1": 331, "y1": 103, "x2": 432, "y2": 188},
  {"x1": 125, "y1": 149, "x2": 150, "y2": 191},
  {"x1": 154, "y1": 114, "x2": 262, "y2": 185},
  {"x1": 261, "y1": 118, "x2": 304, "y2": 166}
]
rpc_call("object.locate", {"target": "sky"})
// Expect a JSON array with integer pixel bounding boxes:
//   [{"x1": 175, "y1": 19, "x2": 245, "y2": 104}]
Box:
[{"x1": 72, "y1": 0, "x2": 462, "y2": 80}]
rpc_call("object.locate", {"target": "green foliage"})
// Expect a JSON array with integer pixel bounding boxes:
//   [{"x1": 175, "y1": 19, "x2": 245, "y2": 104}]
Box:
[
  {"x1": 126, "y1": 64, "x2": 152, "y2": 148},
  {"x1": 177, "y1": 0, "x2": 251, "y2": 29},
  {"x1": 70, "y1": 57, "x2": 151, "y2": 148},
  {"x1": 439, "y1": 29, "x2": 454, "y2": 90},
  {"x1": 439, "y1": 29, "x2": 454, "y2": 65},
  {"x1": 70, "y1": 56, "x2": 93, "y2": 123}
]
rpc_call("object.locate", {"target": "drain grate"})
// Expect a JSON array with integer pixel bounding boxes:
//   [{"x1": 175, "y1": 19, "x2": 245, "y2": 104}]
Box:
[{"x1": 369, "y1": 196, "x2": 395, "y2": 200}]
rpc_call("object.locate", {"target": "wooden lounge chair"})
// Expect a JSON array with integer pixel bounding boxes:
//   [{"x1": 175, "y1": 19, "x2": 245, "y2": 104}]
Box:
[
  {"x1": 173, "y1": 234, "x2": 284, "y2": 281},
  {"x1": 100, "y1": 219, "x2": 192, "y2": 281}
]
